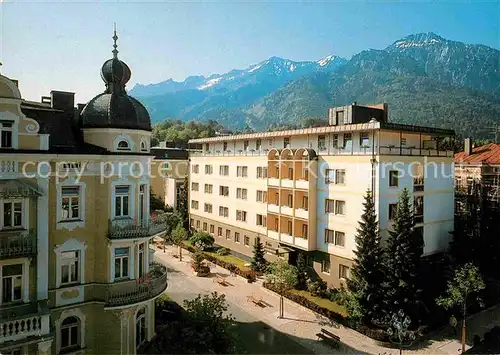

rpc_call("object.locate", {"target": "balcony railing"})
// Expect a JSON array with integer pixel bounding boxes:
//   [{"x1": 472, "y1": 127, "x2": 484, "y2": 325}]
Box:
[
  {"x1": 108, "y1": 215, "x2": 168, "y2": 239},
  {"x1": 106, "y1": 262, "x2": 168, "y2": 307},
  {"x1": 0, "y1": 302, "x2": 51, "y2": 344},
  {"x1": 0, "y1": 230, "x2": 36, "y2": 259}
]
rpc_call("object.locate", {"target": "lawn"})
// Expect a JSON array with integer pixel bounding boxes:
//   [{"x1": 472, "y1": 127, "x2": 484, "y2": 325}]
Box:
[
  {"x1": 182, "y1": 241, "x2": 251, "y2": 271},
  {"x1": 289, "y1": 289, "x2": 348, "y2": 317}
]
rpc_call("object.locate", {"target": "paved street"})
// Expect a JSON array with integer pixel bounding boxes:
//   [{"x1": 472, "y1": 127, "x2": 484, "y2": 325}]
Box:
[{"x1": 154, "y1": 244, "x2": 499, "y2": 355}]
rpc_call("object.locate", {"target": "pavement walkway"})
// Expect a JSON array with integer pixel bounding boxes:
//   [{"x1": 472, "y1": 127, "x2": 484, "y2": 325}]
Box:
[{"x1": 154, "y1": 244, "x2": 496, "y2": 355}]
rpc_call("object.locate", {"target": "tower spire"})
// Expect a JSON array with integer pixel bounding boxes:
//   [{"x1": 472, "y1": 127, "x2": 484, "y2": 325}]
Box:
[{"x1": 112, "y1": 23, "x2": 119, "y2": 58}]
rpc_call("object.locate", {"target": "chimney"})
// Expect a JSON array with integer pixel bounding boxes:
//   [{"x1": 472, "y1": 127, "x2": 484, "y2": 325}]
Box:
[
  {"x1": 51, "y1": 91, "x2": 75, "y2": 112},
  {"x1": 77, "y1": 103, "x2": 86, "y2": 113},
  {"x1": 464, "y1": 138, "x2": 473, "y2": 155}
]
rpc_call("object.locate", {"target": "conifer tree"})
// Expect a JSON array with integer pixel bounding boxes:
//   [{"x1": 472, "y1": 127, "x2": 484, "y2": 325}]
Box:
[
  {"x1": 385, "y1": 188, "x2": 424, "y2": 319},
  {"x1": 250, "y1": 237, "x2": 267, "y2": 272},
  {"x1": 347, "y1": 190, "x2": 386, "y2": 322},
  {"x1": 295, "y1": 252, "x2": 308, "y2": 290}
]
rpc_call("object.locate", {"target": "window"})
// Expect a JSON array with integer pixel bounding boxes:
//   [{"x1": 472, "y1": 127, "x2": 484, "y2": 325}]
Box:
[
  {"x1": 325, "y1": 199, "x2": 334, "y2": 213},
  {"x1": 234, "y1": 232, "x2": 240, "y2": 243},
  {"x1": 204, "y1": 184, "x2": 213, "y2": 194},
  {"x1": 2, "y1": 264, "x2": 22, "y2": 303},
  {"x1": 219, "y1": 165, "x2": 229, "y2": 176},
  {"x1": 389, "y1": 170, "x2": 399, "y2": 187},
  {"x1": 335, "y1": 200, "x2": 345, "y2": 215},
  {"x1": 257, "y1": 167, "x2": 268, "y2": 178},
  {"x1": 204, "y1": 143, "x2": 209, "y2": 152},
  {"x1": 302, "y1": 224, "x2": 308, "y2": 238},
  {"x1": 334, "y1": 231, "x2": 345, "y2": 247},
  {"x1": 256, "y1": 214, "x2": 267, "y2": 227},
  {"x1": 138, "y1": 243, "x2": 145, "y2": 277},
  {"x1": 192, "y1": 164, "x2": 199, "y2": 174},
  {"x1": 0, "y1": 121, "x2": 14, "y2": 148},
  {"x1": 287, "y1": 194, "x2": 293, "y2": 208},
  {"x1": 210, "y1": 224, "x2": 214, "y2": 234},
  {"x1": 339, "y1": 265, "x2": 350, "y2": 280},
  {"x1": 190, "y1": 218, "x2": 194, "y2": 227},
  {"x1": 203, "y1": 222, "x2": 207, "y2": 231},
  {"x1": 61, "y1": 187, "x2": 80, "y2": 221},
  {"x1": 324, "y1": 229, "x2": 334, "y2": 243},
  {"x1": 236, "y1": 188, "x2": 248, "y2": 200},
  {"x1": 332, "y1": 134, "x2": 338, "y2": 148},
  {"x1": 237, "y1": 166, "x2": 248, "y2": 177},
  {"x1": 321, "y1": 260, "x2": 331, "y2": 274},
  {"x1": 236, "y1": 210, "x2": 247, "y2": 222},
  {"x1": 61, "y1": 251, "x2": 80, "y2": 285},
  {"x1": 163, "y1": 162, "x2": 169, "y2": 169},
  {"x1": 114, "y1": 247, "x2": 129, "y2": 279},
  {"x1": 325, "y1": 169, "x2": 335, "y2": 184},
  {"x1": 256, "y1": 139, "x2": 262, "y2": 150},
  {"x1": 284, "y1": 137, "x2": 290, "y2": 148},
  {"x1": 223, "y1": 142, "x2": 228, "y2": 151},
  {"x1": 360, "y1": 132, "x2": 370, "y2": 147},
  {"x1": 302, "y1": 196, "x2": 308, "y2": 210},
  {"x1": 225, "y1": 229, "x2": 231, "y2": 239},
  {"x1": 117, "y1": 140, "x2": 130, "y2": 151},
  {"x1": 191, "y1": 182, "x2": 199, "y2": 191},
  {"x1": 205, "y1": 165, "x2": 213, "y2": 175},
  {"x1": 287, "y1": 167, "x2": 293, "y2": 180},
  {"x1": 140, "y1": 141, "x2": 147, "y2": 152},
  {"x1": 318, "y1": 135, "x2": 326, "y2": 151},
  {"x1": 196, "y1": 220, "x2": 200, "y2": 229},
  {"x1": 61, "y1": 316, "x2": 80, "y2": 352},
  {"x1": 190, "y1": 200, "x2": 199, "y2": 210},
  {"x1": 115, "y1": 186, "x2": 130, "y2": 217},
  {"x1": 204, "y1": 203, "x2": 212, "y2": 213},
  {"x1": 389, "y1": 203, "x2": 398, "y2": 220},
  {"x1": 3, "y1": 200, "x2": 23, "y2": 228},
  {"x1": 335, "y1": 169, "x2": 346, "y2": 184},
  {"x1": 219, "y1": 186, "x2": 229, "y2": 197},
  {"x1": 136, "y1": 308, "x2": 147, "y2": 349},
  {"x1": 343, "y1": 133, "x2": 352, "y2": 150},
  {"x1": 256, "y1": 190, "x2": 267, "y2": 202},
  {"x1": 414, "y1": 196, "x2": 424, "y2": 223},
  {"x1": 287, "y1": 220, "x2": 292, "y2": 235},
  {"x1": 217, "y1": 227, "x2": 223, "y2": 237},
  {"x1": 244, "y1": 236, "x2": 250, "y2": 246},
  {"x1": 243, "y1": 140, "x2": 249, "y2": 150},
  {"x1": 219, "y1": 206, "x2": 229, "y2": 217},
  {"x1": 336, "y1": 111, "x2": 344, "y2": 125}
]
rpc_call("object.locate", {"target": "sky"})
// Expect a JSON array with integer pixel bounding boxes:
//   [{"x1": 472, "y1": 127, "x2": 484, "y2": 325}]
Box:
[{"x1": 1, "y1": 0, "x2": 499, "y2": 103}]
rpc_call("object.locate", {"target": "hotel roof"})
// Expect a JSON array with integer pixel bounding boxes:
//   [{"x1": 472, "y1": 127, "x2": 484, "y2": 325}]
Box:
[
  {"x1": 188, "y1": 121, "x2": 455, "y2": 144},
  {"x1": 455, "y1": 143, "x2": 500, "y2": 165}
]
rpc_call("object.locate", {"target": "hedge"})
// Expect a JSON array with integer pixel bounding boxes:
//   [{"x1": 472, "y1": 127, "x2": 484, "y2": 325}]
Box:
[
  {"x1": 183, "y1": 243, "x2": 257, "y2": 282},
  {"x1": 263, "y1": 282, "x2": 389, "y2": 342}
]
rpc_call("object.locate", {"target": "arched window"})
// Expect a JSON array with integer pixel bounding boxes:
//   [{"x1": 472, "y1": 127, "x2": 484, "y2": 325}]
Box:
[
  {"x1": 135, "y1": 307, "x2": 147, "y2": 349},
  {"x1": 61, "y1": 316, "x2": 80, "y2": 352},
  {"x1": 140, "y1": 141, "x2": 147, "y2": 152},
  {"x1": 117, "y1": 140, "x2": 130, "y2": 151}
]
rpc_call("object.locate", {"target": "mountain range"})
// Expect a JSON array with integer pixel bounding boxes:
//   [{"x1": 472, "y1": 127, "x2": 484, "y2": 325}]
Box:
[{"x1": 130, "y1": 32, "x2": 500, "y2": 138}]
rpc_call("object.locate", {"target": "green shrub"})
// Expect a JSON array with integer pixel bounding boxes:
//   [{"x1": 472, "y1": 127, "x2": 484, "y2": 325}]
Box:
[
  {"x1": 189, "y1": 231, "x2": 215, "y2": 251},
  {"x1": 327, "y1": 288, "x2": 341, "y2": 302},
  {"x1": 191, "y1": 251, "x2": 205, "y2": 271},
  {"x1": 307, "y1": 279, "x2": 328, "y2": 298},
  {"x1": 217, "y1": 247, "x2": 231, "y2": 256}
]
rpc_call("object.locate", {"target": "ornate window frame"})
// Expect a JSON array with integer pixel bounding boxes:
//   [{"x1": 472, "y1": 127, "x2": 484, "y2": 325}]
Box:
[
  {"x1": 54, "y1": 239, "x2": 87, "y2": 288},
  {"x1": 55, "y1": 308, "x2": 86, "y2": 354},
  {"x1": 114, "y1": 135, "x2": 134, "y2": 152},
  {"x1": 0, "y1": 257, "x2": 31, "y2": 305},
  {"x1": 56, "y1": 178, "x2": 86, "y2": 231},
  {"x1": 0, "y1": 111, "x2": 20, "y2": 149},
  {"x1": 111, "y1": 179, "x2": 135, "y2": 220}
]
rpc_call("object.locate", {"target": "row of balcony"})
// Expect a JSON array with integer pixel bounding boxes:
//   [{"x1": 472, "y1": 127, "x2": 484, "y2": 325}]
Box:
[
  {"x1": 0, "y1": 301, "x2": 51, "y2": 344},
  {"x1": 267, "y1": 203, "x2": 309, "y2": 219},
  {"x1": 105, "y1": 262, "x2": 168, "y2": 308},
  {"x1": 0, "y1": 231, "x2": 36, "y2": 260},
  {"x1": 268, "y1": 178, "x2": 310, "y2": 190},
  {"x1": 267, "y1": 230, "x2": 309, "y2": 249}
]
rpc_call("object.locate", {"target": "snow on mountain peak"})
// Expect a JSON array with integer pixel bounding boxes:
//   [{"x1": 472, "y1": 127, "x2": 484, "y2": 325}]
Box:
[
  {"x1": 197, "y1": 76, "x2": 222, "y2": 90},
  {"x1": 391, "y1": 32, "x2": 446, "y2": 50},
  {"x1": 317, "y1": 54, "x2": 336, "y2": 66}
]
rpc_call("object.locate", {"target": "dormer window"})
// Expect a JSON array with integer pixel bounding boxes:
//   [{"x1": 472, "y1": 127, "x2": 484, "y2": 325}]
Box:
[
  {"x1": 117, "y1": 141, "x2": 130, "y2": 151},
  {"x1": 0, "y1": 121, "x2": 14, "y2": 148},
  {"x1": 140, "y1": 141, "x2": 147, "y2": 152}
]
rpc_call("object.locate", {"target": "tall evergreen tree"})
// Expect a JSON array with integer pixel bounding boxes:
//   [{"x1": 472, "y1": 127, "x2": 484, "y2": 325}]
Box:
[
  {"x1": 385, "y1": 188, "x2": 424, "y2": 320},
  {"x1": 250, "y1": 237, "x2": 267, "y2": 272},
  {"x1": 295, "y1": 252, "x2": 308, "y2": 290},
  {"x1": 347, "y1": 190, "x2": 387, "y2": 322}
]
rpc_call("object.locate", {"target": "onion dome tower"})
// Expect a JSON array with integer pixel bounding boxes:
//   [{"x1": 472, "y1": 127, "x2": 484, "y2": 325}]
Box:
[{"x1": 80, "y1": 26, "x2": 151, "y2": 131}]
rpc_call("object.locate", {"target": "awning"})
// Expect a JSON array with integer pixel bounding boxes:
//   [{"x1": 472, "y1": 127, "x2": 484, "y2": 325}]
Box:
[{"x1": 0, "y1": 180, "x2": 43, "y2": 198}]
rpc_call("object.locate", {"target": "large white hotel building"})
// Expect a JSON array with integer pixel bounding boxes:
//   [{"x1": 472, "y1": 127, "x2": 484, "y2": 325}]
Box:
[{"x1": 188, "y1": 103, "x2": 455, "y2": 287}]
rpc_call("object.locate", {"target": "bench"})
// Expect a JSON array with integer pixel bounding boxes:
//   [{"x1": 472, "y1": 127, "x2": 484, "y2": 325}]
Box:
[
  {"x1": 246, "y1": 294, "x2": 263, "y2": 306},
  {"x1": 316, "y1": 328, "x2": 340, "y2": 348},
  {"x1": 213, "y1": 275, "x2": 227, "y2": 285}
]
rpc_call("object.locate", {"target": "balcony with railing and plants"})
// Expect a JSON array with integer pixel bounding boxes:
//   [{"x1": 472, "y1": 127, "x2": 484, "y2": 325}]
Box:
[
  {"x1": 108, "y1": 214, "x2": 169, "y2": 239},
  {"x1": 0, "y1": 230, "x2": 36, "y2": 260},
  {"x1": 105, "y1": 262, "x2": 168, "y2": 308},
  {"x1": 0, "y1": 301, "x2": 51, "y2": 344}
]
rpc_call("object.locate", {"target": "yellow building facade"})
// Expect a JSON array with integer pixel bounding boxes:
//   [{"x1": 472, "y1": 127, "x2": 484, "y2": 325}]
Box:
[{"x1": 0, "y1": 32, "x2": 167, "y2": 355}]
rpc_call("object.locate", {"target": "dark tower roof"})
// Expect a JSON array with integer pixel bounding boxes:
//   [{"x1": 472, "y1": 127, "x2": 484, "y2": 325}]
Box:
[{"x1": 80, "y1": 27, "x2": 151, "y2": 131}]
